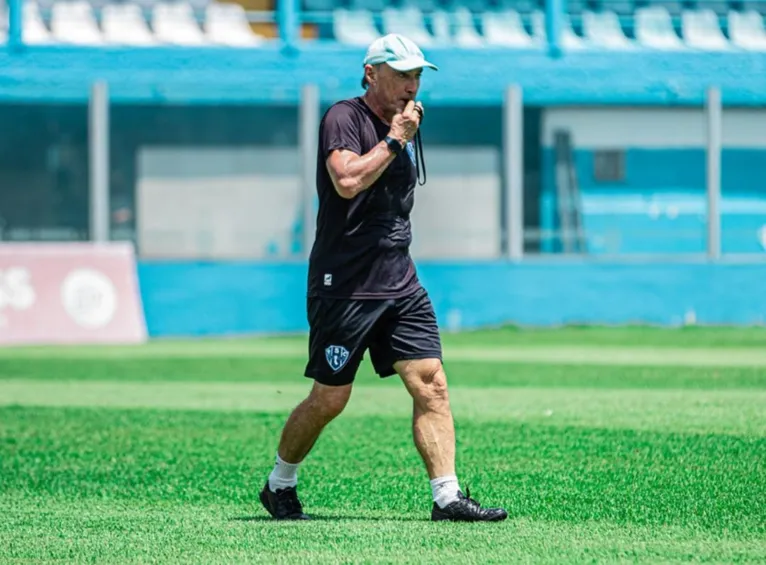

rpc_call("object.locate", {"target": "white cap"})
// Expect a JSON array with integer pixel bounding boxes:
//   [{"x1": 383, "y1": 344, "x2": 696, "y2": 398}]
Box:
[{"x1": 363, "y1": 34, "x2": 439, "y2": 72}]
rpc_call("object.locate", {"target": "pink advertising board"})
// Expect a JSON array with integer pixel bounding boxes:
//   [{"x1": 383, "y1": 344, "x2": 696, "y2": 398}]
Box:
[{"x1": 0, "y1": 242, "x2": 147, "y2": 345}]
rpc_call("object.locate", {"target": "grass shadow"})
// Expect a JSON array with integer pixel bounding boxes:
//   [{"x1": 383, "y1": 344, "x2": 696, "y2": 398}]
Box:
[{"x1": 231, "y1": 514, "x2": 426, "y2": 523}]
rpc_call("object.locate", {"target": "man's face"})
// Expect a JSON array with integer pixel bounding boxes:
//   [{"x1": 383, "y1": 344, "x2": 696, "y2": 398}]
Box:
[{"x1": 367, "y1": 63, "x2": 422, "y2": 116}]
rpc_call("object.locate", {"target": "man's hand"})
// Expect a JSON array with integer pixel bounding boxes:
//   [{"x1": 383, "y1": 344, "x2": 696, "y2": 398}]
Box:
[
  {"x1": 389, "y1": 100, "x2": 423, "y2": 145},
  {"x1": 413, "y1": 101, "x2": 424, "y2": 124},
  {"x1": 326, "y1": 101, "x2": 425, "y2": 199}
]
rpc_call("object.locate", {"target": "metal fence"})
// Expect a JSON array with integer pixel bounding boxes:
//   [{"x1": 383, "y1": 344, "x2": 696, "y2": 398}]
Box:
[{"x1": 2, "y1": 82, "x2": 760, "y2": 262}]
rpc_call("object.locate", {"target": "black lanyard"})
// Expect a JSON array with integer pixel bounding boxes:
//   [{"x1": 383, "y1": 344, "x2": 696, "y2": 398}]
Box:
[{"x1": 414, "y1": 130, "x2": 426, "y2": 186}]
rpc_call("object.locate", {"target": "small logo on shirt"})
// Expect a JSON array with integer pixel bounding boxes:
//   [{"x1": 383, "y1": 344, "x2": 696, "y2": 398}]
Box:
[
  {"x1": 325, "y1": 345, "x2": 350, "y2": 372},
  {"x1": 323, "y1": 273, "x2": 332, "y2": 286},
  {"x1": 406, "y1": 142, "x2": 416, "y2": 165}
]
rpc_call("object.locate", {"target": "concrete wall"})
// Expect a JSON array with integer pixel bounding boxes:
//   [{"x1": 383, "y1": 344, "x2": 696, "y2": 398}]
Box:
[
  {"x1": 135, "y1": 144, "x2": 502, "y2": 260},
  {"x1": 542, "y1": 107, "x2": 766, "y2": 149},
  {"x1": 137, "y1": 146, "x2": 303, "y2": 259}
]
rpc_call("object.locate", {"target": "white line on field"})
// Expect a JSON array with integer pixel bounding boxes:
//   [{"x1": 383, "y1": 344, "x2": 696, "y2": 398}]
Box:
[
  {"x1": 1, "y1": 380, "x2": 764, "y2": 436},
  {"x1": 0, "y1": 343, "x2": 763, "y2": 367}
]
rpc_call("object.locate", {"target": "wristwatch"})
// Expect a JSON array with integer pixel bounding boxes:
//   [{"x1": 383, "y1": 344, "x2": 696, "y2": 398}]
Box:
[{"x1": 384, "y1": 135, "x2": 404, "y2": 155}]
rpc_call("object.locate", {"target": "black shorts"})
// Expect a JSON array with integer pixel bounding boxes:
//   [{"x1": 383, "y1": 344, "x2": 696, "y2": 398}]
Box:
[{"x1": 304, "y1": 287, "x2": 443, "y2": 386}]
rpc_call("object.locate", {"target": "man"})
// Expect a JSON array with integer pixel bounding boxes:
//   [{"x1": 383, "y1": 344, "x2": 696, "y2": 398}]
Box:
[{"x1": 260, "y1": 33, "x2": 507, "y2": 523}]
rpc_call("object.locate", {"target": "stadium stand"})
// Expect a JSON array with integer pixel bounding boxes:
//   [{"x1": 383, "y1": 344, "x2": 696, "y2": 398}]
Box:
[
  {"x1": 299, "y1": 0, "x2": 766, "y2": 51},
  {"x1": 1, "y1": 0, "x2": 266, "y2": 46},
  {"x1": 2, "y1": 0, "x2": 766, "y2": 51}
]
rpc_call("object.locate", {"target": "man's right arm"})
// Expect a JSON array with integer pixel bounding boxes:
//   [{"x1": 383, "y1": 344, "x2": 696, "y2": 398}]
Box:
[
  {"x1": 326, "y1": 141, "x2": 399, "y2": 200},
  {"x1": 326, "y1": 101, "x2": 422, "y2": 200}
]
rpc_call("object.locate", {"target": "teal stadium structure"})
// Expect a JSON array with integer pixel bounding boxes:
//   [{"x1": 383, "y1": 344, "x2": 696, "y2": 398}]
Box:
[{"x1": 3, "y1": 0, "x2": 766, "y2": 336}]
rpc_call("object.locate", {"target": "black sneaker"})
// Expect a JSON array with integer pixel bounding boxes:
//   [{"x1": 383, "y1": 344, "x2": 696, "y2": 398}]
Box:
[
  {"x1": 431, "y1": 488, "x2": 508, "y2": 522},
  {"x1": 259, "y1": 481, "x2": 310, "y2": 520}
]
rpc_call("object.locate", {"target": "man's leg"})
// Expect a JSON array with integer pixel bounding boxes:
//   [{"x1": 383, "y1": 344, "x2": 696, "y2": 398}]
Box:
[
  {"x1": 370, "y1": 287, "x2": 507, "y2": 521},
  {"x1": 261, "y1": 296, "x2": 386, "y2": 520},
  {"x1": 396, "y1": 357, "x2": 507, "y2": 522},
  {"x1": 260, "y1": 382, "x2": 353, "y2": 521},
  {"x1": 273, "y1": 381, "x2": 352, "y2": 471},
  {"x1": 395, "y1": 358, "x2": 455, "y2": 481}
]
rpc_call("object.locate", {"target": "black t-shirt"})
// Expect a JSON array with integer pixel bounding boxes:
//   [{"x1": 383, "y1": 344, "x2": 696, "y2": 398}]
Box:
[{"x1": 307, "y1": 96, "x2": 421, "y2": 299}]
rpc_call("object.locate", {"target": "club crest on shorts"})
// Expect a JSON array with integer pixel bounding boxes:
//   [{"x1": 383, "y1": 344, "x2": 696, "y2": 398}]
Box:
[
  {"x1": 325, "y1": 345, "x2": 350, "y2": 372},
  {"x1": 406, "y1": 142, "x2": 416, "y2": 165}
]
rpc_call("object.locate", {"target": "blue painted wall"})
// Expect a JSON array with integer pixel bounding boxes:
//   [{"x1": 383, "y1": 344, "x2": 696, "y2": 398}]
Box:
[
  {"x1": 137, "y1": 261, "x2": 766, "y2": 337},
  {"x1": 543, "y1": 148, "x2": 766, "y2": 195},
  {"x1": 138, "y1": 262, "x2": 308, "y2": 337},
  {"x1": 541, "y1": 148, "x2": 766, "y2": 255},
  {"x1": 2, "y1": 46, "x2": 766, "y2": 105}
]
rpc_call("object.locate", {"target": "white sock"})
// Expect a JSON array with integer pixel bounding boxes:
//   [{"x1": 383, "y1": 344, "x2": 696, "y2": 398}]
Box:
[
  {"x1": 431, "y1": 475, "x2": 461, "y2": 509},
  {"x1": 268, "y1": 453, "x2": 299, "y2": 492}
]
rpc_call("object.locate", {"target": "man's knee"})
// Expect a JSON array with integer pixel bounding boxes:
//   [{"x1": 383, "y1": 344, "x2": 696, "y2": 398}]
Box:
[
  {"x1": 307, "y1": 381, "x2": 352, "y2": 421},
  {"x1": 396, "y1": 358, "x2": 450, "y2": 410}
]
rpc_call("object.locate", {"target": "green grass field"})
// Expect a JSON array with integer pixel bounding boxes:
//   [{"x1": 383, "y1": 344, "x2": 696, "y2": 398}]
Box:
[{"x1": 1, "y1": 326, "x2": 765, "y2": 563}]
